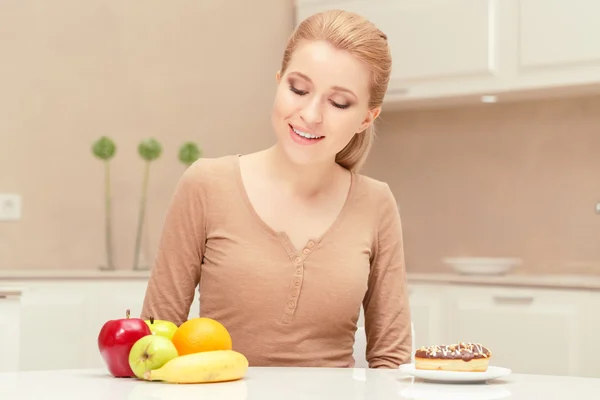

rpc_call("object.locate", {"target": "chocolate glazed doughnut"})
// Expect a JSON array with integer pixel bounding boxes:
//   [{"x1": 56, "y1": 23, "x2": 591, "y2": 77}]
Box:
[{"x1": 414, "y1": 343, "x2": 492, "y2": 372}]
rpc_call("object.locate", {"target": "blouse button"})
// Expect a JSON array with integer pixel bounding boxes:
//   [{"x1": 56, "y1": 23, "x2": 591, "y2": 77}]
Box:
[
  {"x1": 294, "y1": 256, "x2": 302, "y2": 264},
  {"x1": 293, "y1": 277, "x2": 301, "y2": 286},
  {"x1": 302, "y1": 248, "x2": 310, "y2": 255},
  {"x1": 287, "y1": 301, "x2": 295, "y2": 309},
  {"x1": 307, "y1": 241, "x2": 315, "y2": 248}
]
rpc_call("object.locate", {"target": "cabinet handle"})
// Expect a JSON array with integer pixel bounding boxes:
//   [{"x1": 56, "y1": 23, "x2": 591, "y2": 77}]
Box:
[{"x1": 492, "y1": 295, "x2": 534, "y2": 305}]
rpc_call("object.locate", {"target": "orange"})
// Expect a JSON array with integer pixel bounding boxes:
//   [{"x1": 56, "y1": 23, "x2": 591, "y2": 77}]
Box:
[{"x1": 171, "y1": 317, "x2": 233, "y2": 356}]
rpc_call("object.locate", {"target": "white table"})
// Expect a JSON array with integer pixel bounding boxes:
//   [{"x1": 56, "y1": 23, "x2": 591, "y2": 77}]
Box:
[{"x1": 1, "y1": 366, "x2": 597, "y2": 399}]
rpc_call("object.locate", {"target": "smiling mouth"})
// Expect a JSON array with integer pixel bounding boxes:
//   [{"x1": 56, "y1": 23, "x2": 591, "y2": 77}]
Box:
[{"x1": 290, "y1": 125, "x2": 324, "y2": 140}]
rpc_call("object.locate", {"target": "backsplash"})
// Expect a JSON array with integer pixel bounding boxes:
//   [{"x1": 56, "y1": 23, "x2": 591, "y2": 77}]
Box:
[
  {"x1": 364, "y1": 94, "x2": 600, "y2": 275},
  {"x1": 1, "y1": 1, "x2": 598, "y2": 275},
  {"x1": 0, "y1": 0, "x2": 295, "y2": 271}
]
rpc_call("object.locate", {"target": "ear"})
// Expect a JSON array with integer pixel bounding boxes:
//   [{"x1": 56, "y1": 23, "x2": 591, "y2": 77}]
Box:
[
  {"x1": 275, "y1": 70, "x2": 282, "y2": 84},
  {"x1": 357, "y1": 107, "x2": 381, "y2": 133}
]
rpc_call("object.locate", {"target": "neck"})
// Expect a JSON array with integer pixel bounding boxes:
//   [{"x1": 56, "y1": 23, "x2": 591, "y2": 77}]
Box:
[{"x1": 262, "y1": 145, "x2": 342, "y2": 198}]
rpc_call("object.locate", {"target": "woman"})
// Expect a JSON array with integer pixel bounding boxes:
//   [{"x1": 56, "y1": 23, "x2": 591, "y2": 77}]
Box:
[{"x1": 141, "y1": 9, "x2": 412, "y2": 369}]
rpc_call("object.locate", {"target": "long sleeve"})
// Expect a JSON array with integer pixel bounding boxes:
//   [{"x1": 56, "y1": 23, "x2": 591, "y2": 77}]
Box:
[
  {"x1": 363, "y1": 182, "x2": 412, "y2": 369},
  {"x1": 140, "y1": 161, "x2": 207, "y2": 327}
]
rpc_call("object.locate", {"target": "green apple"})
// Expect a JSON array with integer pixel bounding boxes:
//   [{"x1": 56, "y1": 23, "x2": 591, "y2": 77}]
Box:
[
  {"x1": 145, "y1": 316, "x2": 178, "y2": 340},
  {"x1": 128, "y1": 334, "x2": 178, "y2": 379}
]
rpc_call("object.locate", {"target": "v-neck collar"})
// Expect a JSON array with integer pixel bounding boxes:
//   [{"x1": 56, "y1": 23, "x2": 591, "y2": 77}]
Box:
[{"x1": 233, "y1": 154, "x2": 358, "y2": 257}]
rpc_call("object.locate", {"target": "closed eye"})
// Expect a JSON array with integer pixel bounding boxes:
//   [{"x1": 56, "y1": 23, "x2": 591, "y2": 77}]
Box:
[
  {"x1": 289, "y1": 85, "x2": 307, "y2": 96},
  {"x1": 290, "y1": 84, "x2": 351, "y2": 110},
  {"x1": 331, "y1": 101, "x2": 350, "y2": 110}
]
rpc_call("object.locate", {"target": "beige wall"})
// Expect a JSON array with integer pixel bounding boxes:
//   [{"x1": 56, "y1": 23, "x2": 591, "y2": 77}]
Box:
[
  {"x1": 2, "y1": 2, "x2": 599, "y2": 276},
  {"x1": 364, "y1": 94, "x2": 600, "y2": 275},
  {"x1": 0, "y1": 1, "x2": 295, "y2": 270}
]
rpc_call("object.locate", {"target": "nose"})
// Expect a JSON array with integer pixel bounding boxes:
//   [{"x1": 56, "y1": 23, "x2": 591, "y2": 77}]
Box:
[{"x1": 300, "y1": 96, "x2": 323, "y2": 125}]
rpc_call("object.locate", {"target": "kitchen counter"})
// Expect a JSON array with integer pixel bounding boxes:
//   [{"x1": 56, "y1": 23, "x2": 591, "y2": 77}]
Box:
[
  {"x1": 3, "y1": 268, "x2": 600, "y2": 291},
  {"x1": 408, "y1": 272, "x2": 600, "y2": 291},
  {"x1": 0, "y1": 269, "x2": 151, "y2": 280},
  {"x1": 1, "y1": 367, "x2": 599, "y2": 399}
]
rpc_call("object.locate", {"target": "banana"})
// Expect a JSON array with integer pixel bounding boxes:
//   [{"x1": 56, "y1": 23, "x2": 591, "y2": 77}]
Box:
[{"x1": 143, "y1": 350, "x2": 249, "y2": 384}]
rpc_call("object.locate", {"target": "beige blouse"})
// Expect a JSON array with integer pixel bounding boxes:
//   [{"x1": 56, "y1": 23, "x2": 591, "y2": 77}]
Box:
[{"x1": 140, "y1": 154, "x2": 412, "y2": 368}]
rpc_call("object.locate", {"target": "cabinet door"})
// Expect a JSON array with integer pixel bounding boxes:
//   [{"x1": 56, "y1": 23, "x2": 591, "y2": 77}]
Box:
[
  {"x1": 515, "y1": 0, "x2": 600, "y2": 89},
  {"x1": 18, "y1": 284, "x2": 87, "y2": 371},
  {"x1": 82, "y1": 280, "x2": 150, "y2": 369},
  {"x1": 444, "y1": 285, "x2": 589, "y2": 376},
  {"x1": 188, "y1": 288, "x2": 200, "y2": 320},
  {"x1": 0, "y1": 289, "x2": 21, "y2": 372},
  {"x1": 408, "y1": 284, "x2": 449, "y2": 350},
  {"x1": 16, "y1": 279, "x2": 152, "y2": 371},
  {"x1": 295, "y1": 0, "x2": 508, "y2": 105},
  {"x1": 582, "y1": 292, "x2": 600, "y2": 378}
]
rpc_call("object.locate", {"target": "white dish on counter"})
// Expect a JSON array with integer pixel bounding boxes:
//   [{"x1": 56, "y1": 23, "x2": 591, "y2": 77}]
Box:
[{"x1": 442, "y1": 257, "x2": 522, "y2": 276}]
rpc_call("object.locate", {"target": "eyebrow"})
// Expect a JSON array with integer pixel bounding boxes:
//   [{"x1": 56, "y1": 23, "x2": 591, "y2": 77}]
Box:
[{"x1": 289, "y1": 71, "x2": 357, "y2": 99}]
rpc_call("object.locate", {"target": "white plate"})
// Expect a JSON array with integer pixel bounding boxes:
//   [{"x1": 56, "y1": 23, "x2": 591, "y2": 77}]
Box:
[
  {"x1": 399, "y1": 364, "x2": 511, "y2": 383},
  {"x1": 442, "y1": 257, "x2": 522, "y2": 276}
]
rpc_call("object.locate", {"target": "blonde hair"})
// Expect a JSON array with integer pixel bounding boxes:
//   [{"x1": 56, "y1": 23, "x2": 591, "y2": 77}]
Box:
[{"x1": 280, "y1": 9, "x2": 392, "y2": 172}]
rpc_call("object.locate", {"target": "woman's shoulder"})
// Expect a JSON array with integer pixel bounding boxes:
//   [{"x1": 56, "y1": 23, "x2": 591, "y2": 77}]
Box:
[
  {"x1": 179, "y1": 154, "x2": 240, "y2": 188},
  {"x1": 352, "y1": 172, "x2": 397, "y2": 206}
]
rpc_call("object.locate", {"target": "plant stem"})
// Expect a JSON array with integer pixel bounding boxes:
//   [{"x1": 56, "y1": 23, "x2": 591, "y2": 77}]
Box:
[
  {"x1": 133, "y1": 161, "x2": 151, "y2": 270},
  {"x1": 104, "y1": 160, "x2": 114, "y2": 270}
]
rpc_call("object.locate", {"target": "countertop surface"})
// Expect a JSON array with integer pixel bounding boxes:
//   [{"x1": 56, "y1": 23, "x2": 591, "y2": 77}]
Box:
[
  {"x1": 408, "y1": 272, "x2": 600, "y2": 290},
  {"x1": 3, "y1": 268, "x2": 600, "y2": 291},
  {"x1": 1, "y1": 366, "x2": 599, "y2": 399},
  {"x1": 0, "y1": 269, "x2": 151, "y2": 280}
]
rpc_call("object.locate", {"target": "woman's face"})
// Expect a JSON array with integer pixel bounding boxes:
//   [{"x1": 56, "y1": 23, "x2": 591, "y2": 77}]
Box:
[{"x1": 271, "y1": 39, "x2": 380, "y2": 167}]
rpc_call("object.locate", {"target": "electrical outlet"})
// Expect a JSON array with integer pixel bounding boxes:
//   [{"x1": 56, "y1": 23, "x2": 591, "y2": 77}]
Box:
[{"x1": 0, "y1": 194, "x2": 22, "y2": 221}]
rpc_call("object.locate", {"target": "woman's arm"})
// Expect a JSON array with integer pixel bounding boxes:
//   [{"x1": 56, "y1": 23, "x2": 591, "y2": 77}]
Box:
[
  {"x1": 140, "y1": 161, "x2": 207, "y2": 327},
  {"x1": 362, "y1": 182, "x2": 412, "y2": 368}
]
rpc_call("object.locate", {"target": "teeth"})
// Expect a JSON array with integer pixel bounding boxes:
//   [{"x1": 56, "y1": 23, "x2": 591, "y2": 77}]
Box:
[{"x1": 292, "y1": 127, "x2": 322, "y2": 139}]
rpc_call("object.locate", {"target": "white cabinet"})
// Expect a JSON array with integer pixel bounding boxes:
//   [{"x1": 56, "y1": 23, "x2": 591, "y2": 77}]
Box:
[
  {"x1": 18, "y1": 285, "x2": 88, "y2": 371},
  {"x1": 409, "y1": 282, "x2": 600, "y2": 378},
  {"x1": 6, "y1": 274, "x2": 600, "y2": 377},
  {"x1": 514, "y1": 0, "x2": 600, "y2": 90},
  {"x1": 294, "y1": 0, "x2": 600, "y2": 109},
  {"x1": 14, "y1": 279, "x2": 150, "y2": 371},
  {"x1": 443, "y1": 285, "x2": 589, "y2": 377},
  {"x1": 296, "y1": 0, "x2": 508, "y2": 103},
  {"x1": 0, "y1": 288, "x2": 21, "y2": 372},
  {"x1": 407, "y1": 284, "x2": 449, "y2": 349},
  {"x1": 0, "y1": 275, "x2": 201, "y2": 372}
]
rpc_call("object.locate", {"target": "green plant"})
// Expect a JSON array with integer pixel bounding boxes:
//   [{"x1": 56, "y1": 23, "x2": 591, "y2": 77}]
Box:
[
  {"x1": 133, "y1": 138, "x2": 163, "y2": 270},
  {"x1": 178, "y1": 142, "x2": 201, "y2": 166},
  {"x1": 92, "y1": 136, "x2": 117, "y2": 270}
]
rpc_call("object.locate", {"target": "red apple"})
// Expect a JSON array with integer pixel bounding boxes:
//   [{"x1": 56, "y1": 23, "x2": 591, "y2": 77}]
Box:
[{"x1": 98, "y1": 309, "x2": 152, "y2": 377}]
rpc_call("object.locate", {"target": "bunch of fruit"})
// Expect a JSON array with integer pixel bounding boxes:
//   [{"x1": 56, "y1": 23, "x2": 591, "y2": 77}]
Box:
[{"x1": 97, "y1": 309, "x2": 248, "y2": 384}]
